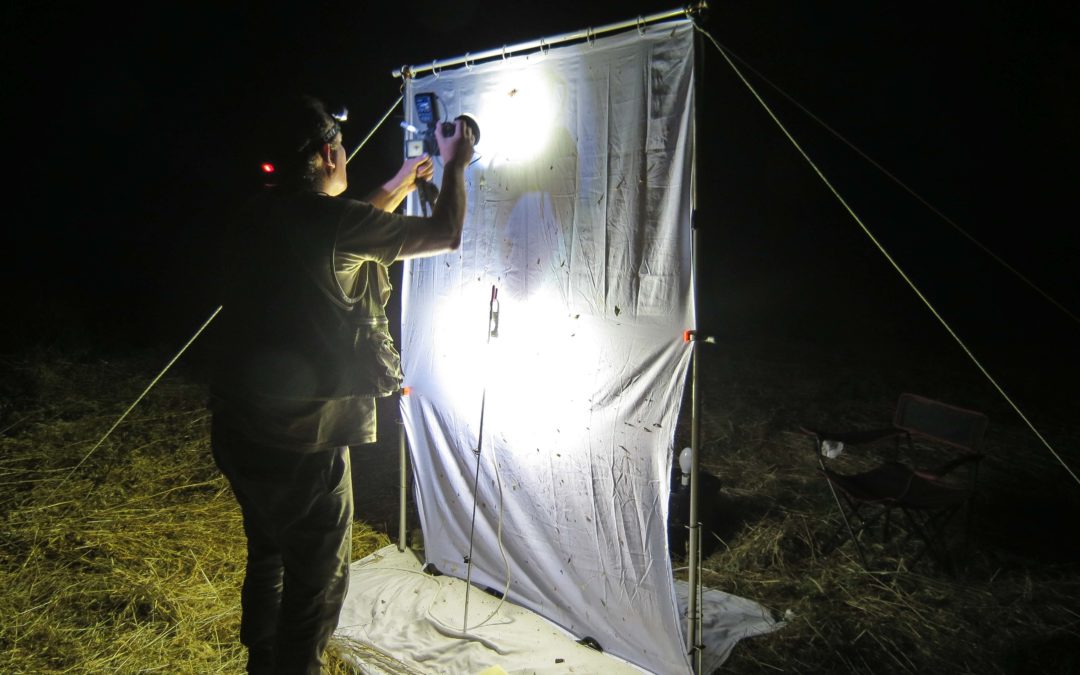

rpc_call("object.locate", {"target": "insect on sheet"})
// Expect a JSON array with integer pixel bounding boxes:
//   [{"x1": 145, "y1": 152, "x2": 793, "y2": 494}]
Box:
[{"x1": 400, "y1": 19, "x2": 696, "y2": 674}]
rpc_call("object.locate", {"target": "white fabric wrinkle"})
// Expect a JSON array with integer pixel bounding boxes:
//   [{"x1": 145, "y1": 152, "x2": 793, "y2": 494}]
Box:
[
  {"x1": 601, "y1": 64, "x2": 615, "y2": 310},
  {"x1": 586, "y1": 442, "x2": 611, "y2": 608},
  {"x1": 400, "y1": 23, "x2": 697, "y2": 675}
]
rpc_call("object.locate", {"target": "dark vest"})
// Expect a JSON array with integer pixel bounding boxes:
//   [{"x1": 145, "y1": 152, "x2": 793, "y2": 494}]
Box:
[{"x1": 212, "y1": 191, "x2": 401, "y2": 408}]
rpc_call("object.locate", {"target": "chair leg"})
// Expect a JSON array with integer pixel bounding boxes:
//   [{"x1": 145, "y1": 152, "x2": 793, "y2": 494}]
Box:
[
  {"x1": 822, "y1": 497, "x2": 893, "y2": 570},
  {"x1": 822, "y1": 512, "x2": 865, "y2": 563},
  {"x1": 902, "y1": 507, "x2": 961, "y2": 574},
  {"x1": 819, "y1": 458, "x2": 886, "y2": 568}
]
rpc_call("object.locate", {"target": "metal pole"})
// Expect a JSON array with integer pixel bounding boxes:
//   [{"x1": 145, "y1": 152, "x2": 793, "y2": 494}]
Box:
[
  {"x1": 398, "y1": 413, "x2": 408, "y2": 552},
  {"x1": 696, "y1": 504, "x2": 704, "y2": 660},
  {"x1": 686, "y1": 318, "x2": 702, "y2": 665},
  {"x1": 462, "y1": 285, "x2": 499, "y2": 632},
  {"x1": 685, "y1": 19, "x2": 705, "y2": 671},
  {"x1": 392, "y1": 3, "x2": 707, "y2": 78}
]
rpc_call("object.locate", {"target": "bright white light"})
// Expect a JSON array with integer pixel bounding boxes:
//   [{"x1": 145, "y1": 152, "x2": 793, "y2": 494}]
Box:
[
  {"x1": 428, "y1": 281, "x2": 600, "y2": 445},
  {"x1": 478, "y1": 68, "x2": 558, "y2": 164}
]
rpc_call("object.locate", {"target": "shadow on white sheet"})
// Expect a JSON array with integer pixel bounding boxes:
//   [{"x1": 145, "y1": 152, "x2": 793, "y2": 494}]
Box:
[{"x1": 334, "y1": 545, "x2": 783, "y2": 674}]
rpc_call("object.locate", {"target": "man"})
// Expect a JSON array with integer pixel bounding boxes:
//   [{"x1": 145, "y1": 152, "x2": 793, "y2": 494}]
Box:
[{"x1": 210, "y1": 95, "x2": 474, "y2": 674}]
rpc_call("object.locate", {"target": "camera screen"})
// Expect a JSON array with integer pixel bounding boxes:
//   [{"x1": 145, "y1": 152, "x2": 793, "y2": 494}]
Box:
[{"x1": 415, "y1": 93, "x2": 437, "y2": 126}]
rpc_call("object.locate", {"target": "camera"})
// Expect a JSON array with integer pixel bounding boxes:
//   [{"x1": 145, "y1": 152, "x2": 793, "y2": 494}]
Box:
[{"x1": 408, "y1": 92, "x2": 480, "y2": 158}]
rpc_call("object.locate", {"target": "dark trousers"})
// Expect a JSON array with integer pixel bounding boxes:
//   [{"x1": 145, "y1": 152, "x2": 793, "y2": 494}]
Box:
[{"x1": 211, "y1": 419, "x2": 353, "y2": 675}]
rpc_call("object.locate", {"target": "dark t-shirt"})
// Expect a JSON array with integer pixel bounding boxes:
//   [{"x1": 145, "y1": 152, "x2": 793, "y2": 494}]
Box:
[{"x1": 210, "y1": 190, "x2": 419, "y2": 451}]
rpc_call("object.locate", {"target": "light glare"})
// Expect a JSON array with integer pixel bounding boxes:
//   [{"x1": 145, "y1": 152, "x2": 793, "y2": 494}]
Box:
[
  {"x1": 479, "y1": 69, "x2": 557, "y2": 164},
  {"x1": 427, "y1": 283, "x2": 599, "y2": 444}
]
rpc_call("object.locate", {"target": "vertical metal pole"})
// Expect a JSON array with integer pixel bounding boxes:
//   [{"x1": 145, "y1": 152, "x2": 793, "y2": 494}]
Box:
[
  {"x1": 696, "y1": 499, "x2": 704, "y2": 661},
  {"x1": 686, "y1": 299, "x2": 702, "y2": 668},
  {"x1": 398, "y1": 413, "x2": 408, "y2": 552},
  {"x1": 685, "y1": 23, "x2": 705, "y2": 673}
]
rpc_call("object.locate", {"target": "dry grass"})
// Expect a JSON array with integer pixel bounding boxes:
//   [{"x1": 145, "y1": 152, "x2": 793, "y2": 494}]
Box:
[
  {"x1": 676, "y1": 338, "x2": 1080, "y2": 674},
  {"x1": 1, "y1": 341, "x2": 1077, "y2": 673},
  {"x1": 0, "y1": 352, "x2": 389, "y2": 674}
]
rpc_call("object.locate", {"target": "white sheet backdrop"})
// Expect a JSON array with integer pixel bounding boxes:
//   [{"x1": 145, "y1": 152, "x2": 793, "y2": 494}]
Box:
[{"x1": 400, "y1": 20, "x2": 696, "y2": 674}]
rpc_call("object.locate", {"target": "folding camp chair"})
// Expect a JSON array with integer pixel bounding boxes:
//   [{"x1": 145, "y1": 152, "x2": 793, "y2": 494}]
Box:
[{"x1": 801, "y1": 393, "x2": 988, "y2": 572}]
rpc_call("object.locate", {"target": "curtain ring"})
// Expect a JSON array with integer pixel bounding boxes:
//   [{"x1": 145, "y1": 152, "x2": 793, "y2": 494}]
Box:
[
  {"x1": 637, "y1": 16, "x2": 646, "y2": 35},
  {"x1": 586, "y1": 27, "x2": 595, "y2": 46},
  {"x1": 540, "y1": 37, "x2": 549, "y2": 56},
  {"x1": 464, "y1": 52, "x2": 473, "y2": 70},
  {"x1": 431, "y1": 59, "x2": 440, "y2": 79},
  {"x1": 501, "y1": 45, "x2": 508, "y2": 61}
]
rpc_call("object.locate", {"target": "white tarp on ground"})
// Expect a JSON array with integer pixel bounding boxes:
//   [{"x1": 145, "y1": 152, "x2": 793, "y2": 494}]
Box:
[
  {"x1": 336, "y1": 546, "x2": 648, "y2": 674},
  {"x1": 395, "y1": 20, "x2": 772, "y2": 674},
  {"x1": 335, "y1": 546, "x2": 782, "y2": 674}
]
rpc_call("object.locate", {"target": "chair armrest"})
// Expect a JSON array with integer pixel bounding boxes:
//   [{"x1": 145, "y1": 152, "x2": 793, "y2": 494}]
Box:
[
  {"x1": 916, "y1": 453, "x2": 984, "y2": 480},
  {"x1": 800, "y1": 426, "x2": 905, "y2": 446}
]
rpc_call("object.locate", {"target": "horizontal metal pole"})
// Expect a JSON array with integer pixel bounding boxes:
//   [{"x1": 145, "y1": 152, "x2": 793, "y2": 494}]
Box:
[{"x1": 392, "y1": 3, "x2": 705, "y2": 78}]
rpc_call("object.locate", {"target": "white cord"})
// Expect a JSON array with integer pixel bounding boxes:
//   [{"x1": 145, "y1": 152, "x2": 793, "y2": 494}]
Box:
[
  {"x1": 702, "y1": 37, "x2": 1080, "y2": 329},
  {"x1": 346, "y1": 96, "x2": 404, "y2": 164},
  {"x1": 49, "y1": 305, "x2": 223, "y2": 498}
]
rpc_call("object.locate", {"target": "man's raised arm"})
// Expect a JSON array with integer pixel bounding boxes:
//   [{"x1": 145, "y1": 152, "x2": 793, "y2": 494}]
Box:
[
  {"x1": 397, "y1": 119, "x2": 475, "y2": 260},
  {"x1": 364, "y1": 155, "x2": 434, "y2": 213}
]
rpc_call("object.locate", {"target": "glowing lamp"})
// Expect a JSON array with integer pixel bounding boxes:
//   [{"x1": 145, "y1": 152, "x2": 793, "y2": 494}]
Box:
[
  {"x1": 261, "y1": 162, "x2": 275, "y2": 174},
  {"x1": 479, "y1": 68, "x2": 557, "y2": 163},
  {"x1": 679, "y1": 446, "x2": 692, "y2": 486},
  {"x1": 429, "y1": 286, "x2": 600, "y2": 441}
]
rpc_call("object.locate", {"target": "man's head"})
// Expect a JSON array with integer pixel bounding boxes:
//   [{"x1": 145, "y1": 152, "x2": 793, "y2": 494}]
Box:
[{"x1": 264, "y1": 95, "x2": 347, "y2": 195}]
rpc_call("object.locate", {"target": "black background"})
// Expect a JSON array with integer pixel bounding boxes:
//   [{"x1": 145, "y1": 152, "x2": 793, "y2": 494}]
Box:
[{"x1": 4, "y1": 1, "x2": 1078, "y2": 398}]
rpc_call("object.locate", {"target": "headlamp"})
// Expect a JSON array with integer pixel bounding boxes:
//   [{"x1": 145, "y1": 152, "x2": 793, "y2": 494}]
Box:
[{"x1": 301, "y1": 106, "x2": 349, "y2": 152}]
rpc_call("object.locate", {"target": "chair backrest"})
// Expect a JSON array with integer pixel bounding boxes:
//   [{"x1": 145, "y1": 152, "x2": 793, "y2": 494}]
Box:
[{"x1": 892, "y1": 393, "x2": 988, "y2": 452}]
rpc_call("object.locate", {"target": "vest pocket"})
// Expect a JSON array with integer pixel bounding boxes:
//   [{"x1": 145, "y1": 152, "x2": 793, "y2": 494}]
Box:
[{"x1": 352, "y1": 318, "x2": 403, "y2": 397}]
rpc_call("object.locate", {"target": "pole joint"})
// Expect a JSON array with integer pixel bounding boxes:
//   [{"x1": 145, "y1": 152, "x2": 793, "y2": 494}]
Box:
[
  {"x1": 686, "y1": 1, "x2": 709, "y2": 22},
  {"x1": 684, "y1": 329, "x2": 716, "y2": 344}
]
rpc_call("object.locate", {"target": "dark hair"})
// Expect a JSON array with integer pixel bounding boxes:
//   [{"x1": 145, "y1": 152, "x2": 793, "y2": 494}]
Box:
[{"x1": 263, "y1": 95, "x2": 338, "y2": 188}]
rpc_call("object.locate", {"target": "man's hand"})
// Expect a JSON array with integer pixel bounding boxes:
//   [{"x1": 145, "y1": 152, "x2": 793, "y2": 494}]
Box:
[
  {"x1": 393, "y1": 154, "x2": 435, "y2": 194},
  {"x1": 366, "y1": 155, "x2": 435, "y2": 212},
  {"x1": 436, "y1": 119, "x2": 476, "y2": 168}
]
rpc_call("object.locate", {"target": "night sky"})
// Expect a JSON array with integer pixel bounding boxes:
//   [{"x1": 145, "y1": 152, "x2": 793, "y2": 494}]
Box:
[{"x1": 4, "y1": 1, "x2": 1078, "y2": 396}]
